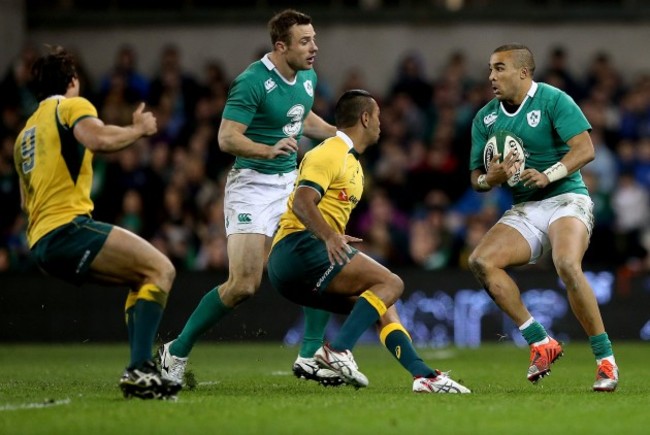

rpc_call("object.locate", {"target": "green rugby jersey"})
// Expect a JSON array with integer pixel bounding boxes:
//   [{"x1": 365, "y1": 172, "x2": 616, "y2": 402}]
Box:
[
  {"x1": 470, "y1": 82, "x2": 591, "y2": 204},
  {"x1": 222, "y1": 54, "x2": 318, "y2": 174}
]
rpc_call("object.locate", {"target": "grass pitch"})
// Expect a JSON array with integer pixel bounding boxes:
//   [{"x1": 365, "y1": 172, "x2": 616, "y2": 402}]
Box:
[{"x1": 1, "y1": 342, "x2": 647, "y2": 434}]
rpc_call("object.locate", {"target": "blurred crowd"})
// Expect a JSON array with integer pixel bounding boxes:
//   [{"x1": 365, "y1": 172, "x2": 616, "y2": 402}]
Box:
[{"x1": 1, "y1": 44, "x2": 649, "y2": 274}]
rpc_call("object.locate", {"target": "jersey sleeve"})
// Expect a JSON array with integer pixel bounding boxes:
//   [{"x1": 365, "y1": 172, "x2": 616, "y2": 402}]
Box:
[
  {"x1": 297, "y1": 140, "x2": 343, "y2": 196},
  {"x1": 222, "y1": 71, "x2": 264, "y2": 126},
  {"x1": 551, "y1": 91, "x2": 591, "y2": 142},
  {"x1": 57, "y1": 97, "x2": 98, "y2": 129},
  {"x1": 470, "y1": 112, "x2": 489, "y2": 171}
]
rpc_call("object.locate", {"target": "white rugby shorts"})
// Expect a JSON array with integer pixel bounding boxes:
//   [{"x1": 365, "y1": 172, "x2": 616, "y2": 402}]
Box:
[
  {"x1": 499, "y1": 193, "x2": 594, "y2": 263},
  {"x1": 224, "y1": 168, "x2": 297, "y2": 237}
]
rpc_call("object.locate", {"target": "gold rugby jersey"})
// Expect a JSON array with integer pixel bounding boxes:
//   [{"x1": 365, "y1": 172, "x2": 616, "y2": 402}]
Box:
[
  {"x1": 273, "y1": 131, "x2": 363, "y2": 246},
  {"x1": 14, "y1": 96, "x2": 98, "y2": 247}
]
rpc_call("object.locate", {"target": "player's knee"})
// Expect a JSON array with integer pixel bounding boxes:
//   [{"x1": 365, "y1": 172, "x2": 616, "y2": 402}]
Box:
[
  {"x1": 152, "y1": 255, "x2": 176, "y2": 292},
  {"x1": 224, "y1": 276, "x2": 260, "y2": 302},
  {"x1": 553, "y1": 258, "x2": 582, "y2": 289},
  {"x1": 468, "y1": 251, "x2": 487, "y2": 276},
  {"x1": 386, "y1": 273, "x2": 404, "y2": 301}
]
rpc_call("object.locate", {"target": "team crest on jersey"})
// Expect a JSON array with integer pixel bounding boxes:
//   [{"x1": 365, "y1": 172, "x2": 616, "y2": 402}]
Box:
[
  {"x1": 483, "y1": 112, "x2": 497, "y2": 126},
  {"x1": 527, "y1": 110, "x2": 541, "y2": 127},
  {"x1": 304, "y1": 80, "x2": 314, "y2": 97},
  {"x1": 264, "y1": 78, "x2": 277, "y2": 93}
]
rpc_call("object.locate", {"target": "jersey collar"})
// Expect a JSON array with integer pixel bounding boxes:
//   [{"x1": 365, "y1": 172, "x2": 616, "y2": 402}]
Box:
[
  {"x1": 336, "y1": 131, "x2": 360, "y2": 159},
  {"x1": 499, "y1": 81, "x2": 538, "y2": 117},
  {"x1": 261, "y1": 53, "x2": 297, "y2": 86}
]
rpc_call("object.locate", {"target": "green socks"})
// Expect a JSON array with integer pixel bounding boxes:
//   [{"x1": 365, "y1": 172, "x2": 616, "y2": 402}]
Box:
[
  {"x1": 381, "y1": 324, "x2": 434, "y2": 377},
  {"x1": 331, "y1": 296, "x2": 382, "y2": 351},
  {"x1": 299, "y1": 307, "x2": 330, "y2": 358},
  {"x1": 590, "y1": 332, "x2": 614, "y2": 360},
  {"x1": 520, "y1": 319, "x2": 548, "y2": 345},
  {"x1": 170, "y1": 287, "x2": 232, "y2": 358},
  {"x1": 130, "y1": 299, "x2": 164, "y2": 369}
]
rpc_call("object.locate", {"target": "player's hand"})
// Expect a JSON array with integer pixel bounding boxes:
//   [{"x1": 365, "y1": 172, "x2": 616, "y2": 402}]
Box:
[
  {"x1": 132, "y1": 102, "x2": 157, "y2": 136},
  {"x1": 325, "y1": 234, "x2": 362, "y2": 266},
  {"x1": 268, "y1": 136, "x2": 298, "y2": 159},
  {"x1": 521, "y1": 168, "x2": 549, "y2": 189},
  {"x1": 486, "y1": 152, "x2": 520, "y2": 185}
]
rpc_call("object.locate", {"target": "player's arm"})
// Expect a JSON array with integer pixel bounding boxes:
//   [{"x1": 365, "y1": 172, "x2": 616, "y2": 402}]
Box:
[
  {"x1": 293, "y1": 186, "x2": 360, "y2": 265},
  {"x1": 521, "y1": 131, "x2": 595, "y2": 188},
  {"x1": 73, "y1": 102, "x2": 157, "y2": 153},
  {"x1": 218, "y1": 118, "x2": 298, "y2": 159},
  {"x1": 302, "y1": 110, "x2": 336, "y2": 141}
]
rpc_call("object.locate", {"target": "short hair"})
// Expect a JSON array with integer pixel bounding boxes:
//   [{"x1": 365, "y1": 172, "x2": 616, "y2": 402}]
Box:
[
  {"x1": 268, "y1": 9, "x2": 312, "y2": 46},
  {"x1": 493, "y1": 43, "x2": 536, "y2": 76},
  {"x1": 31, "y1": 46, "x2": 77, "y2": 100},
  {"x1": 335, "y1": 89, "x2": 375, "y2": 129}
]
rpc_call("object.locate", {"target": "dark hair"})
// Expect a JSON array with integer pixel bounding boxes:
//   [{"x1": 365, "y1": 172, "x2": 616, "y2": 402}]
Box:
[
  {"x1": 31, "y1": 46, "x2": 77, "y2": 100},
  {"x1": 493, "y1": 43, "x2": 536, "y2": 75},
  {"x1": 268, "y1": 9, "x2": 312, "y2": 45},
  {"x1": 334, "y1": 89, "x2": 375, "y2": 129}
]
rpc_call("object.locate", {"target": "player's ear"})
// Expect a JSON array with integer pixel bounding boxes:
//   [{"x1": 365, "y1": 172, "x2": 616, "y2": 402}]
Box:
[{"x1": 360, "y1": 111, "x2": 370, "y2": 128}]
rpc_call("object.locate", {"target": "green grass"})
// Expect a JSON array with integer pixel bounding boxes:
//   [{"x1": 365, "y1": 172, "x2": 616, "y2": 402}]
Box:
[{"x1": 1, "y1": 342, "x2": 648, "y2": 434}]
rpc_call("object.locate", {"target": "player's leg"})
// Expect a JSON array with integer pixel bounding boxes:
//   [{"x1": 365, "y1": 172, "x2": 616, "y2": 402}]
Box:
[
  {"x1": 378, "y1": 307, "x2": 470, "y2": 393},
  {"x1": 468, "y1": 220, "x2": 562, "y2": 383},
  {"x1": 313, "y1": 252, "x2": 403, "y2": 387},
  {"x1": 84, "y1": 224, "x2": 179, "y2": 399},
  {"x1": 169, "y1": 233, "x2": 266, "y2": 359},
  {"x1": 549, "y1": 213, "x2": 617, "y2": 391}
]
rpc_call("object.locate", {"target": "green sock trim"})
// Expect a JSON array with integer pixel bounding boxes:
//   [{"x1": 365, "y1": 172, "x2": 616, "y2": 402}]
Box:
[
  {"x1": 589, "y1": 332, "x2": 614, "y2": 359},
  {"x1": 384, "y1": 329, "x2": 434, "y2": 377},
  {"x1": 130, "y1": 299, "x2": 164, "y2": 369},
  {"x1": 521, "y1": 321, "x2": 548, "y2": 345},
  {"x1": 331, "y1": 297, "x2": 381, "y2": 351},
  {"x1": 171, "y1": 287, "x2": 232, "y2": 358},
  {"x1": 299, "y1": 307, "x2": 330, "y2": 358}
]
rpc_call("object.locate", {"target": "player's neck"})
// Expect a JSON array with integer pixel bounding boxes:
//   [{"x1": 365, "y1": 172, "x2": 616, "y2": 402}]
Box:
[{"x1": 268, "y1": 52, "x2": 297, "y2": 82}]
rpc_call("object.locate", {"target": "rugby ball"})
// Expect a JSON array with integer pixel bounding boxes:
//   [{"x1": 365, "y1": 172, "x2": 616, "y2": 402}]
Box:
[{"x1": 483, "y1": 130, "x2": 526, "y2": 187}]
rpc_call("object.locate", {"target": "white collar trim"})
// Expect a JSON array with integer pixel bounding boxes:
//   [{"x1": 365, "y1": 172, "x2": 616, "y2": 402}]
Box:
[
  {"x1": 336, "y1": 130, "x2": 354, "y2": 149},
  {"x1": 261, "y1": 53, "x2": 296, "y2": 85},
  {"x1": 499, "y1": 81, "x2": 538, "y2": 117}
]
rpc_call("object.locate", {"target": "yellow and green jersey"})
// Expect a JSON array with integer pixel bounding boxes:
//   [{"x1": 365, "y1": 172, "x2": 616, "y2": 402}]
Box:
[
  {"x1": 14, "y1": 96, "x2": 98, "y2": 247},
  {"x1": 273, "y1": 131, "x2": 363, "y2": 246}
]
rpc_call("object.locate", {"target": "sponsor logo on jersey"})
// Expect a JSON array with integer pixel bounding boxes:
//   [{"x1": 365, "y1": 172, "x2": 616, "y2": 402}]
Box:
[
  {"x1": 338, "y1": 189, "x2": 348, "y2": 201},
  {"x1": 483, "y1": 112, "x2": 497, "y2": 126},
  {"x1": 264, "y1": 78, "x2": 277, "y2": 93},
  {"x1": 304, "y1": 80, "x2": 314, "y2": 97},
  {"x1": 237, "y1": 213, "x2": 252, "y2": 224},
  {"x1": 527, "y1": 110, "x2": 541, "y2": 127}
]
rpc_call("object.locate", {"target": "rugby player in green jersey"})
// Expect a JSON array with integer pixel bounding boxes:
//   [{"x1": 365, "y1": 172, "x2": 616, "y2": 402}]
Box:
[
  {"x1": 267, "y1": 89, "x2": 470, "y2": 393},
  {"x1": 468, "y1": 44, "x2": 618, "y2": 392},
  {"x1": 14, "y1": 46, "x2": 181, "y2": 400},
  {"x1": 159, "y1": 9, "x2": 343, "y2": 386}
]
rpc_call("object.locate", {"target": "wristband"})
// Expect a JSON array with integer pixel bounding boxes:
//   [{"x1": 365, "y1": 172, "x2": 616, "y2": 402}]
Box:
[
  {"x1": 477, "y1": 174, "x2": 491, "y2": 190},
  {"x1": 543, "y1": 162, "x2": 568, "y2": 183}
]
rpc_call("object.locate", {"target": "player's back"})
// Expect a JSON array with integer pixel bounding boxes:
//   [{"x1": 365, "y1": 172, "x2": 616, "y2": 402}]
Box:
[{"x1": 14, "y1": 96, "x2": 97, "y2": 247}]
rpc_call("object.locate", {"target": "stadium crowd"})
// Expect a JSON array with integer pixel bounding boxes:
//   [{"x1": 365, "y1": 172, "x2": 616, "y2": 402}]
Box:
[{"x1": 1, "y1": 43, "x2": 649, "y2": 274}]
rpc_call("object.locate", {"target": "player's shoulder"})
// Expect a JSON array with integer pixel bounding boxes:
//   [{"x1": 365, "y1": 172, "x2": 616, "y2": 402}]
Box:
[
  {"x1": 60, "y1": 96, "x2": 96, "y2": 110},
  {"x1": 307, "y1": 136, "x2": 348, "y2": 159},
  {"x1": 533, "y1": 82, "x2": 569, "y2": 102},
  {"x1": 473, "y1": 99, "x2": 500, "y2": 125}
]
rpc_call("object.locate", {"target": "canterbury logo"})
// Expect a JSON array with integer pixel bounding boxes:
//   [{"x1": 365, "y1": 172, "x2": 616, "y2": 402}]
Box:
[
  {"x1": 395, "y1": 345, "x2": 401, "y2": 359},
  {"x1": 237, "y1": 213, "x2": 252, "y2": 223}
]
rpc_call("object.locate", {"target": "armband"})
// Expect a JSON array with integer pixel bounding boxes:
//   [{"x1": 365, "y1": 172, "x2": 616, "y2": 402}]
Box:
[
  {"x1": 477, "y1": 174, "x2": 491, "y2": 190},
  {"x1": 543, "y1": 162, "x2": 568, "y2": 183}
]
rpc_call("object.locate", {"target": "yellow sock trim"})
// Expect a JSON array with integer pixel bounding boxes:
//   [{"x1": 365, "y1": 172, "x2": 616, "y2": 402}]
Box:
[
  {"x1": 124, "y1": 290, "x2": 138, "y2": 324},
  {"x1": 125, "y1": 290, "x2": 138, "y2": 311},
  {"x1": 360, "y1": 290, "x2": 387, "y2": 317},
  {"x1": 379, "y1": 322, "x2": 411, "y2": 345},
  {"x1": 137, "y1": 283, "x2": 168, "y2": 308}
]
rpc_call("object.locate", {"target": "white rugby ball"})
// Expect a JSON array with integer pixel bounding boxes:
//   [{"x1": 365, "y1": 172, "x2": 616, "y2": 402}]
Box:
[{"x1": 483, "y1": 130, "x2": 526, "y2": 187}]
